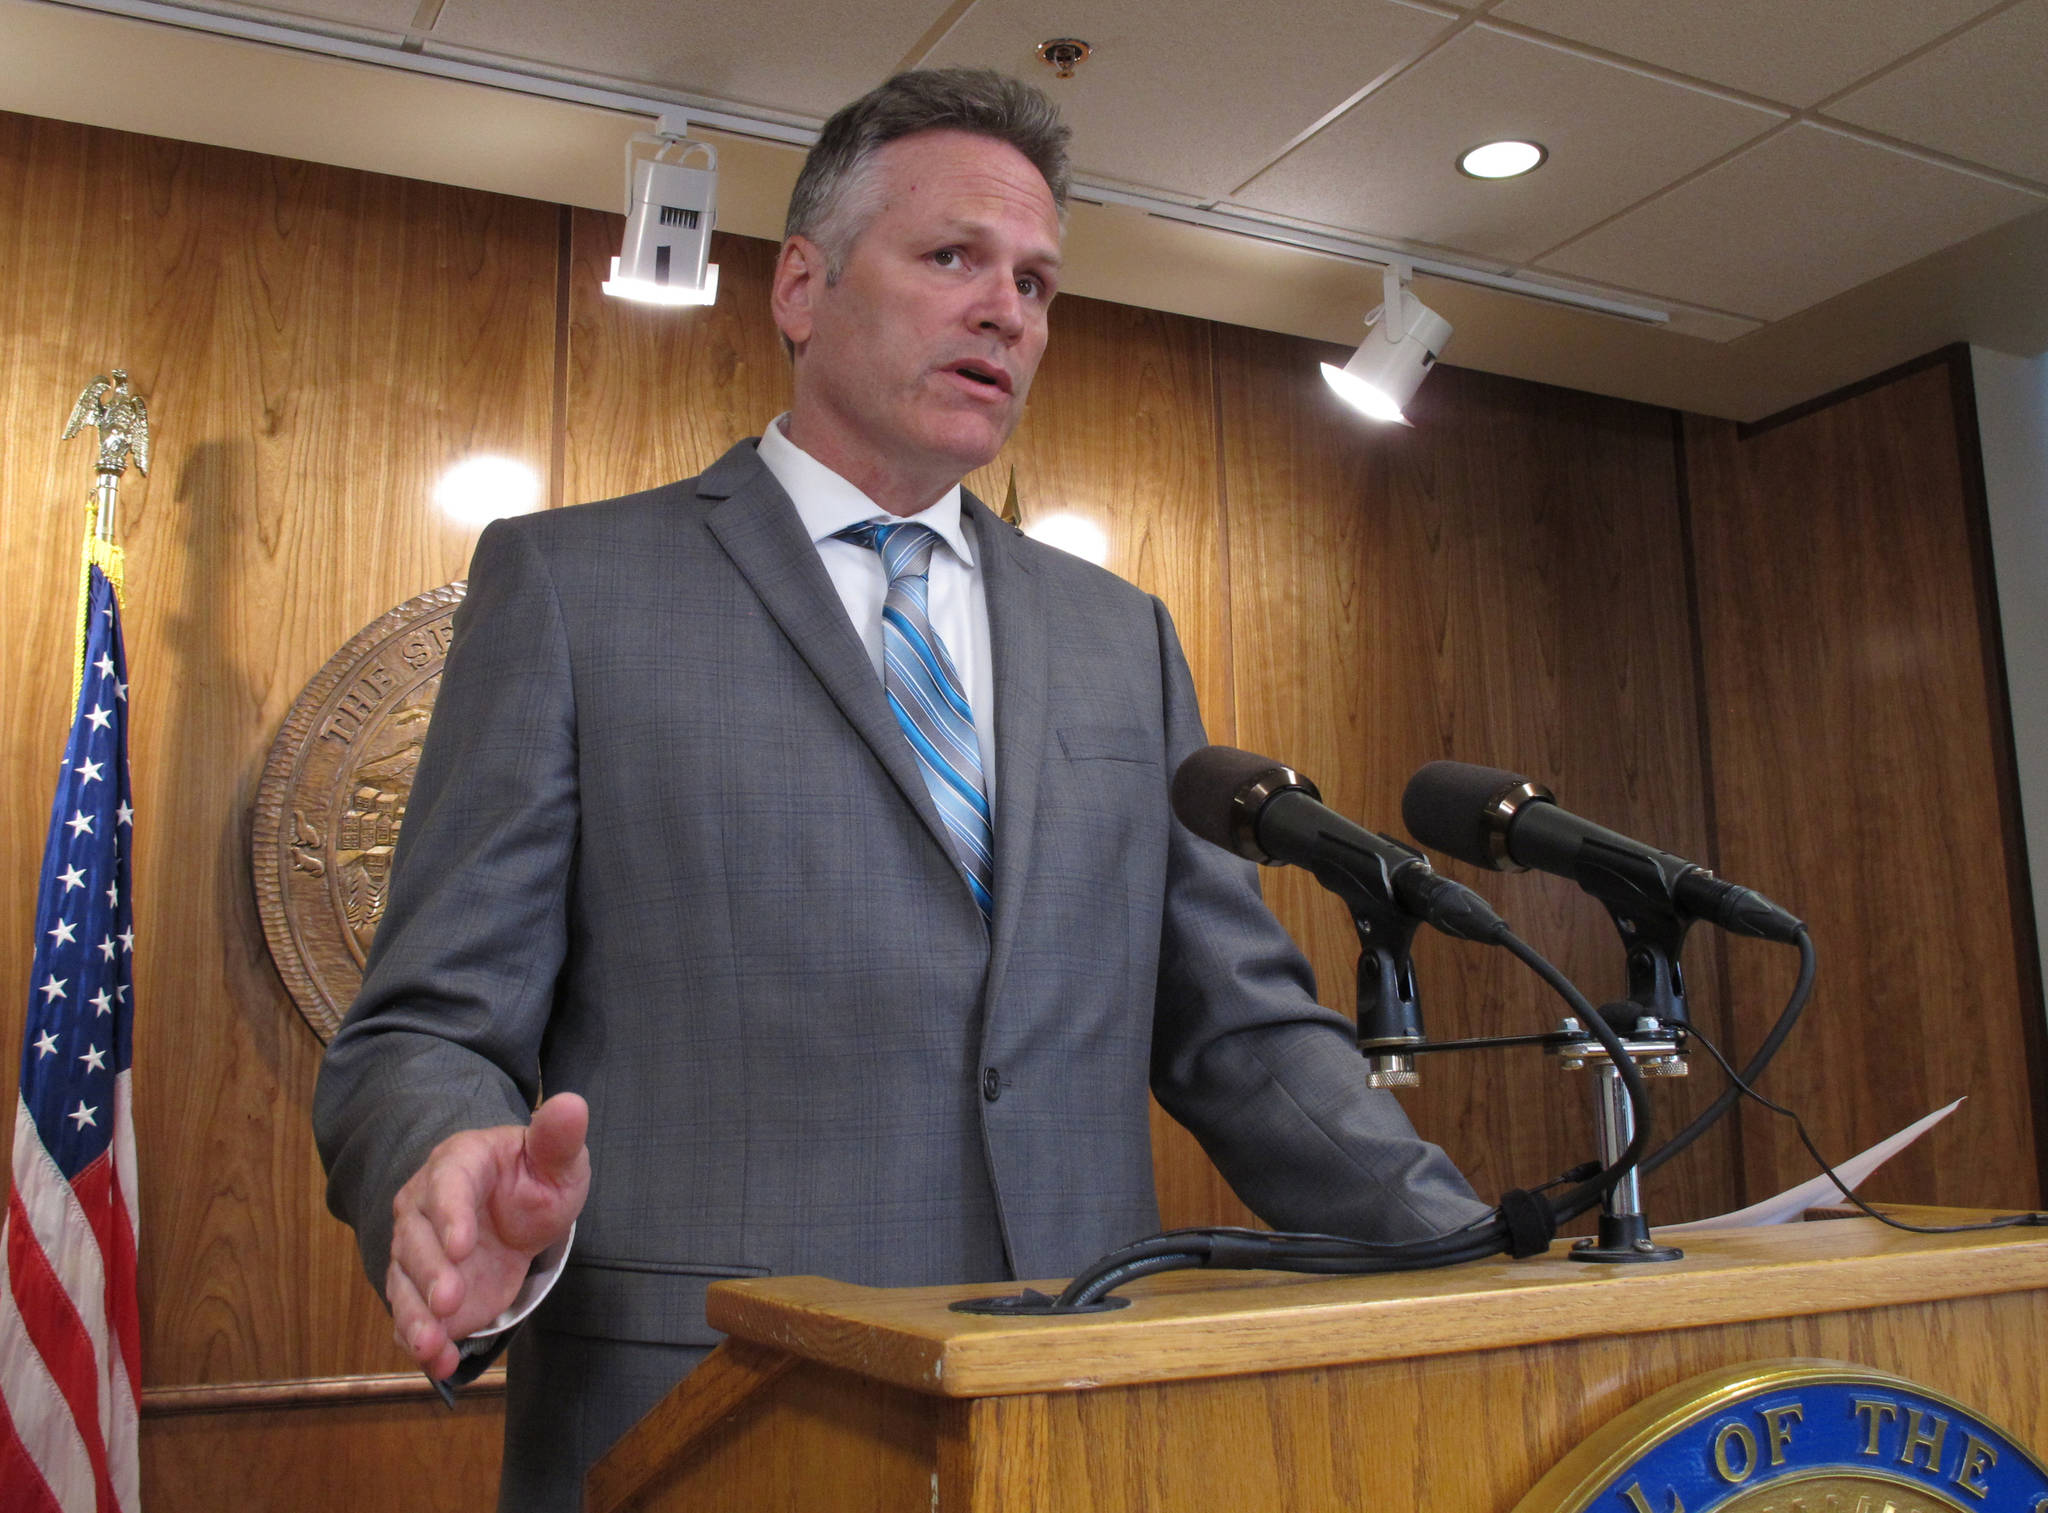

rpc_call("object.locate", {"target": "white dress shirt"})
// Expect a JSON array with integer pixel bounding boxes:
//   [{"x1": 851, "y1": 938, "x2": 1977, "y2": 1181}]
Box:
[{"x1": 756, "y1": 414, "x2": 999, "y2": 797}]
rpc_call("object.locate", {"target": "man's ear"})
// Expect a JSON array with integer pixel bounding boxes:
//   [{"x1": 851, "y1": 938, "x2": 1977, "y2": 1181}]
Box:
[{"x1": 771, "y1": 235, "x2": 824, "y2": 350}]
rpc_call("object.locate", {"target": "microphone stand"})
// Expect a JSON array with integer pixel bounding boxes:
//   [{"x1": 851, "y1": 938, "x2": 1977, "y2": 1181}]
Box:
[
  {"x1": 1348, "y1": 881, "x2": 1426, "y2": 1090},
  {"x1": 1549, "y1": 862, "x2": 1702, "y2": 1263}
]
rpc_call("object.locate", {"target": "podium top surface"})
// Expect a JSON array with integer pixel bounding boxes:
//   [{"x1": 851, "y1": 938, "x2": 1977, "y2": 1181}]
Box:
[{"x1": 704, "y1": 1220, "x2": 2048, "y2": 1398}]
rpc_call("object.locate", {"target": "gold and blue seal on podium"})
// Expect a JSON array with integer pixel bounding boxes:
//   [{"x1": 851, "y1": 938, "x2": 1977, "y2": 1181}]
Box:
[{"x1": 1517, "y1": 1360, "x2": 2048, "y2": 1513}]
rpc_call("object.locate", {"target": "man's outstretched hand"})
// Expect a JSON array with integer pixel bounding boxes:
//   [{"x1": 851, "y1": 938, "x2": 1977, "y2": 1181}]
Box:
[{"x1": 386, "y1": 1091, "x2": 590, "y2": 1381}]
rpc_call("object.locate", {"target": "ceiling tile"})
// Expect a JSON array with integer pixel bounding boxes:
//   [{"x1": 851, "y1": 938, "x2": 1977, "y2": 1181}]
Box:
[
  {"x1": 1230, "y1": 25, "x2": 1781, "y2": 264},
  {"x1": 1828, "y1": 0, "x2": 2048, "y2": 184},
  {"x1": 923, "y1": 0, "x2": 1452, "y2": 201},
  {"x1": 185, "y1": 0, "x2": 422, "y2": 34},
  {"x1": 1491, "y1": 0, "x2": 2002, "y2": 107},
  {"x1": 1537, "y1": 123, "x2": 2045, "y2": 320},
  {"x1": 426, "y1": 0, "x2": 941, "y2": 117}
]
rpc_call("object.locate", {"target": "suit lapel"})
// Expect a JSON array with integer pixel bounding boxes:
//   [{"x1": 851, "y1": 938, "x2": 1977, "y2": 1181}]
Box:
[
  {"x1": 969, "y1": 496, "x2": 1048, "y2": 998},
  {"x1": 698, "y1": 444, "x2": 960, "y2": 870}
]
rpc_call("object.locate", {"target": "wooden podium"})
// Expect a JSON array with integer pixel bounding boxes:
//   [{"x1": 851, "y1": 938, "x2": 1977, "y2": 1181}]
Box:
[{"x1": 585, "y1": 1220, "x2": 2048, "y2": 1512}]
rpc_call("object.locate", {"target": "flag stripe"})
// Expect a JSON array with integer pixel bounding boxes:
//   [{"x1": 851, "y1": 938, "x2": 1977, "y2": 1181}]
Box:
[
  {"x1": 6, "y1": 1175, "x2": 116, "y2": 1510},
  {"x1": 0, "y1": 1337, "x2": 76, "y2": 1513},
  {"x1": 2, "y1": 1191, "x2": 99, "y2": 1510}
]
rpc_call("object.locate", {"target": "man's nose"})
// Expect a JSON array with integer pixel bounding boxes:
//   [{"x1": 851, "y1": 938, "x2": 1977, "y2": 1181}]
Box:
[{"x1": 971, "y1": 273, "x2": 1027, "y2": 338}]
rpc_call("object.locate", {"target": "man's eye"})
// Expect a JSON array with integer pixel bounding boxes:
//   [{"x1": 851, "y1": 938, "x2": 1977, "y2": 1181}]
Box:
[
  {"x1": 1017, "y1": 276, "x2": 1041, "y2": 298},
  {"x1": 932, "y1": 248, "x2": 960, "y2": 267}
]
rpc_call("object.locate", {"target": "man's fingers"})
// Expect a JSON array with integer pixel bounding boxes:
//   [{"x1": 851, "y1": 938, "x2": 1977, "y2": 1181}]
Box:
[
  {"x1": 389, "y1": 1205, "x2": 467, "y2": 1320},
  {"x1": 385, "y1": 1259, "x2": 448, "y2": 1366},
  {"x1": 408, "y1": 1135, "x2": 505, "y2": 1264},
  {"x1": 523, "y1": 1092, "x2": 589, "y2": 1185}
]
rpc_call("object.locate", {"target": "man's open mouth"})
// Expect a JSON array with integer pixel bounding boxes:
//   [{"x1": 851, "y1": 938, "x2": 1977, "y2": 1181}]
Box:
[{"x1": 948, "y1": 361, "x2": 1010, "y2": 393}]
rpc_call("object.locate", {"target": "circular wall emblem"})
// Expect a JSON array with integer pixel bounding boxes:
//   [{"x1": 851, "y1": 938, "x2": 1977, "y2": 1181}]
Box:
[
  {"x1": 251, "y1": 583, "x2": 464, "y2": 1042},
  {"x1": 1515, "y1": 1359, "x2": 2048, "y2": 1513}
]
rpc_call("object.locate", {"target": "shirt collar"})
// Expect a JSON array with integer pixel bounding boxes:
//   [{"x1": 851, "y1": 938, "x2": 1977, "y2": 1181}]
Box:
[{"x1": 757, "y1": 414, "x2": 975, "y2": 567}]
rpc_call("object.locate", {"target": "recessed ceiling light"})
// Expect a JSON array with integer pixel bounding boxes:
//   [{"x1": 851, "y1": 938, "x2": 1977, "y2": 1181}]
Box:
[{"x1": 1458, "y1": 140, "x2": 1547, "y2": 180}]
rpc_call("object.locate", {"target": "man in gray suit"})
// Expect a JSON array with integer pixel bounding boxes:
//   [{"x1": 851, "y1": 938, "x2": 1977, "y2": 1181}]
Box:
[{"x1": 315, "y1": 68, "x2": 1484, "y2": 1510}]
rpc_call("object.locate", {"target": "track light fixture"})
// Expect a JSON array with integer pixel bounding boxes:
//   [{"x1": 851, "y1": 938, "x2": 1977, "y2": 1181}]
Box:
[
  {"x1": 603, "y1": 117, "x2": 720, "y2": 307},
  {"x1": 1320, "y1": 264, "x2": 1453, "y2": 425}
]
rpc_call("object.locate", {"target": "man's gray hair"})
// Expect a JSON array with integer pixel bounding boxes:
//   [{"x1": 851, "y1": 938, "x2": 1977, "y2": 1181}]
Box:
[{"x1": 786, "y1": 68, "x2": 1072, "y2": 281}]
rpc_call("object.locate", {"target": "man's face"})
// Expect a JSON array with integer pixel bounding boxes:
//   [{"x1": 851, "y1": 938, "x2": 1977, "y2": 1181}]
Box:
[{"x1": 774, "y1": 129, "x2": 1063, "y2": 513}]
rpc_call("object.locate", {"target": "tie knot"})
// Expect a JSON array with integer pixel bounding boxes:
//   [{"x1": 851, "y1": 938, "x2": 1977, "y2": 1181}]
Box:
[{"x1": 836, "y1": 521, "x2": 939, "y2": 583}]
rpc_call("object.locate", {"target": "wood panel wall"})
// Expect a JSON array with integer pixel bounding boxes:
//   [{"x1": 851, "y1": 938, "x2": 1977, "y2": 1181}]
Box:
[
  {"x1": 1684, "y1": 355, "x2": 2045, "y2": 1208},
  {"x1": 0, "y1": 110, "x2": 2039, "y2": 1509}
]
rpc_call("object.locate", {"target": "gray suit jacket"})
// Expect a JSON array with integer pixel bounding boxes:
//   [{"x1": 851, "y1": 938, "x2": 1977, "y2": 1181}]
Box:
[{"x1": 314, "y1": 438, "x2": 1480, "y2": 1403}]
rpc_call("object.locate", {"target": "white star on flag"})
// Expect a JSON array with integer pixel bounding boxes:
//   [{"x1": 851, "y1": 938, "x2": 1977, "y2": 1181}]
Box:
[
  {"x1": 106, "y1": 880, "x2": 119, "y2": 906},
  {"x1": 67, "y1": 810, "x2": 95, "y2": 838},
  {"x1": 67, "y1": 1103, "x2": 98, "y2": 1130},
  {"x1": 98, "y1": 936, "x2": 116, "y2": 961},
  {"x1": 94, "y1": 652, "x2": 115, "y2": 678},
  {"x1": 76, "y1": 757, "x2": 103, "y2": 784},
  {"x1": 120, "y1": 929, "x2": 135, "y2": 953},
  {"x1": 116, "y1": 801, "x2": 133, "y2": 827},
  {"x1": 39, "y1": 976, "x2": 66, "y2": 1003},
  {"x1": 85, "y1": 704, "x2": 111, "y2": 731},
  {"x1": 58, "y1": 865, "x2": 85, "y2": 891},
  {"x1": 33, "y1": 1031, "x2": 58, "y2": 1058},
  {"x1": 48, "y1": 919, "x2": 78, "y2": 946},
  {"x1": 91, "y1": 989, "x2": 113, "y2": 1017},
  {"x1": 79, "y1": 1046, "x2": 107, "y2": 1073}
]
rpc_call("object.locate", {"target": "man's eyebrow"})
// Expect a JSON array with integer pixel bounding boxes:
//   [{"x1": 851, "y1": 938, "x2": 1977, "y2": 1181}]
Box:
[{"x1": 933, "y1": 217, "x2": 1064, "y2": 270}]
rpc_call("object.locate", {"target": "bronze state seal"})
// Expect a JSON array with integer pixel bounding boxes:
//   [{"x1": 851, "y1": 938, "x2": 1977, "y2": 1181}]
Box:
[{"x1": 252, "y1": 583, "x2": 465, "y2": 1042}]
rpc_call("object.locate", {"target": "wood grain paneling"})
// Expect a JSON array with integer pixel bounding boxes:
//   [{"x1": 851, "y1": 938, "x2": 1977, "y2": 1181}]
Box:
[
  {"x1": 142, "y1": 1394, "x2": 503, "y2": 1511},
  {"x1": 0, "y1": 103, "x2": 558, "y2": 1434},
  {"x1": 1684, "y1": 354, "x2": 2043, "y2": 1208},
  {"x1": 1215, "y1": 329, "x2": 1743, "y2": 1225}
]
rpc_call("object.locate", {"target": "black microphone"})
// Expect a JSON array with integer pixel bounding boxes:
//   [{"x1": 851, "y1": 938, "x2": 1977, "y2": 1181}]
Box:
[
  {"x1": 1401, "y1": 761, "x2": 1803, "y2": 943},
  {"x1": 1171, "y1": 746, "x2": 1507, "y2": 942}
]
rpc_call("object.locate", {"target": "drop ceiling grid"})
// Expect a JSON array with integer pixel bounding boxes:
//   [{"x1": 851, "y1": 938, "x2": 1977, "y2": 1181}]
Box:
[
  {"x1": 418, "y1": 0, "x2": 946, "y2": 117},
  {"x1": 183, "y1": 0, "x2": 421, "y2": 36},
  {"x1": 1828, "y1": 0, "x2": 2048, "y2": 185},
  {"x1": 1486, "y1": 0, "x2": 2009, "y2": 106},
  {"x1": 922, "y1": 0, "x2": 1456, "y2": 202},
  {"x1": 1225, "y1": 24, "x2": 1783, "y2": 266},
  {"x1": 1535, "y1": 121, "x2": 2047, "y2": 321}
]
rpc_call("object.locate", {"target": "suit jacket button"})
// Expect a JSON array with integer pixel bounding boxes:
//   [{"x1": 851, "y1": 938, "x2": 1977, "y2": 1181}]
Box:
[{"x1": 982, "y1": 1067, "x2": 1001, "y2": 1102}]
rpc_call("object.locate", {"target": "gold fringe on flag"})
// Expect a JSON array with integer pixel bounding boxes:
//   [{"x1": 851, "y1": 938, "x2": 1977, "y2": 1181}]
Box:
[{"x1": 71, "y1": 488, "x2": 127, "y2": 714}]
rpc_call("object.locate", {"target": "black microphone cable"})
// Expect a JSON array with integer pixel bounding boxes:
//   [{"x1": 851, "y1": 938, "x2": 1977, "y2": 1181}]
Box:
[
  {"x1": 1047, "y1": 918, "x2": 1654, "y2": 1310},
  {"x1": 1679, "y1": 1021, "x2": 2048, "y2": 1236},
  {"x1": 1640, "y1": 927, "x2": 1816, "y2": 1177}
]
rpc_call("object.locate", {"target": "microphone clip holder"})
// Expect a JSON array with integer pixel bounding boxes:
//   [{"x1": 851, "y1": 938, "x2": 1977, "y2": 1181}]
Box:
[
  {"x1": 1346, "y1": 882, "x2": 1425, "y2": 1090},
  {"x1": 1549, "y1": 1011, "x2": 1687, "y2": 1263}
]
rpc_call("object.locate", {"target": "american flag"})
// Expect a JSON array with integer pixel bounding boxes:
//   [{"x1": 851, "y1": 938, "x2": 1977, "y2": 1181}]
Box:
[{"x1": 1, "y1": 564, "x2": 141, "y2": 1511}]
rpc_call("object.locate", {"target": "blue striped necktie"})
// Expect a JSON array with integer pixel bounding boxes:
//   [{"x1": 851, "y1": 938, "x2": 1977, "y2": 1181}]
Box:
[{"x1": 836, "y1": 522, "x2": 994, "y2": 924}]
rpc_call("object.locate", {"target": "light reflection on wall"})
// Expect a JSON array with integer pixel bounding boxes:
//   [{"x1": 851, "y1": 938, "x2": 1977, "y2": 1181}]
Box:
[
  {"x1": 433, "y1": 455, "x2": 542, "y2": 526},
  {"x1": 1024, "y1": 511, "x2": 1110, "y2": 566}
]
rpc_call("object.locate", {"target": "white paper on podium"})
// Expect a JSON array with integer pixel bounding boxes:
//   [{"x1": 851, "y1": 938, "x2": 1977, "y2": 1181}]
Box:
[{"x1": 1655, "y1": 1097, "x2": 1963, "y2": 1233}]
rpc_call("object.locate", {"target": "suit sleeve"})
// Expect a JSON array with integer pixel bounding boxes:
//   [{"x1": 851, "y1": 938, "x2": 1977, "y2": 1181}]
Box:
[
  {"x1": 313, "y1": 517, "x2": 580, "y2": 1294},
  {"x1": 1144, "y1": 599, "x2": 1492, "y2": 1242}
]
